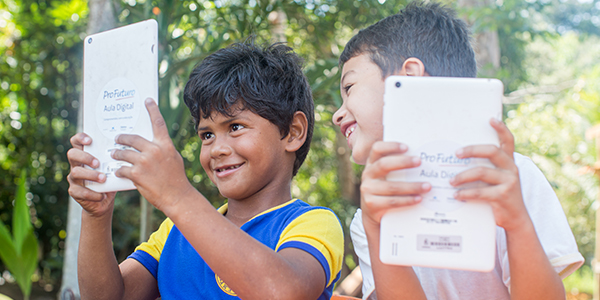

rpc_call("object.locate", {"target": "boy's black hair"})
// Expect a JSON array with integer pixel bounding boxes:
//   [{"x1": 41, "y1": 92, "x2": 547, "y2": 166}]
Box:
[
  {"x1": 340, "y1": 1, "x2": 477, "y2": 78},
  {"x1": 183, "y1": 41, "x2": 314, "y2": 176}
]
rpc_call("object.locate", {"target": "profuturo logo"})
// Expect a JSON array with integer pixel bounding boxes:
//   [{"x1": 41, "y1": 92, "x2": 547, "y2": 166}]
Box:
[
  {"x1": 95, "y1": 77, "x2": 142, "y2": 139},
  {"x1": 404, "y1": 140, "x2": 493, "y2": 213},
  {"x1": 215, "y1": 274, "x2": 237, "y2": 296}
]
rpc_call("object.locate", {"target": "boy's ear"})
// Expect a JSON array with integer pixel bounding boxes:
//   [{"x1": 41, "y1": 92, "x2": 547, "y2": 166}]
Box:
[
  {"x1": 397, "y1": 57, "x2": 428, "y2": 77},
  {"x1": 285, "y1": 111, "x2": 308, "y2": 153}
]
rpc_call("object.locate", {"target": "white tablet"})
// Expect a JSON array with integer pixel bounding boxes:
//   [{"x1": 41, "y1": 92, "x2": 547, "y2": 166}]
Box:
[
  {"x1": 82, "y1": 19, "x2": 158, "y2": 192},
  {"x1": 380, "y1": 76, "x2": 503, "y2": 272}
]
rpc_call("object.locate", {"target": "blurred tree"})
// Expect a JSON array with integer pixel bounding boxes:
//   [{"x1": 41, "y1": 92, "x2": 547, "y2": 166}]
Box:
[
  {"x1": 0, "y1": 0, "x2": 88, "y2": 295},
  {"x1": 505, "y1": 32, "x2": 600, "y2": 272},
  {"x1": 59, "y1": 0, "x2": 117, "y2": 299}
]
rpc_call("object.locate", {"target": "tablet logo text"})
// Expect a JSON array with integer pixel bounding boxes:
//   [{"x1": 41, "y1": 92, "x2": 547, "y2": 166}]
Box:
[
  {"x1": 103, "y1": 102, "x2": 135, "y2": 113},
  {"x1": 103, "y1": 88, "x2": 136, "y2": 100},
  {"x1": 96, "y1": 78, "x2": 142, "y2": 139},
  {"x1": 420, "y1": 152, "x2": 471, "y2": 165}
]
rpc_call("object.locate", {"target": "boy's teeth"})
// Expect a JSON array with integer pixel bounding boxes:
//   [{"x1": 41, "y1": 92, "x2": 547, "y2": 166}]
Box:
[
  {"x1": 218, "y1": 164, "x2": 240, "y2": 172},
  {"x1": 345, "y1": 127, "x2": 355, "y2": 138}
]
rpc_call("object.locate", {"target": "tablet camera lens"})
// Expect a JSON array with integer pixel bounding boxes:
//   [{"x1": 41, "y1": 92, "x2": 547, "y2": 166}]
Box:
[
  {"x1": 88, "y1": 38, "x2": 92, "y2": 44},
  {"x1": 395, "y1": 81, "x2": 401, "y2": 88}
]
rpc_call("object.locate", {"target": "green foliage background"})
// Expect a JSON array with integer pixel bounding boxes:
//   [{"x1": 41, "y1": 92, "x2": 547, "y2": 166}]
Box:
[{"x1": 1, "y1": 0, "x2": 599, "y2": 296}]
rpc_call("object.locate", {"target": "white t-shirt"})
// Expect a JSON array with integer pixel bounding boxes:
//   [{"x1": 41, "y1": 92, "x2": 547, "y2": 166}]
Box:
[{"x1": 351, "y1": 153, "x2": 584, "y2": 300}]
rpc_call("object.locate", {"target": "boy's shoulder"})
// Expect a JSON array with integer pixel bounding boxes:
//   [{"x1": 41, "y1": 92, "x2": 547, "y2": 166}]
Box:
[
  {"x1": 512, "y1": 151, "x2": 574, "y2": 236},
  {"x1": 256, "y1": 199, "x2": 340, "y2": 226},
  {"x1": 248, "y1": 199, "x2": 343, "y2": 249},
  {"x1": 513, "y1": 152, "x2": 551, "y2": 191},
  {"x1": 215, "y1": 199, "x2": 341, "y2": 231},
  {"x1": 513, "y1": 152, "x2": 558, "y2": 208}
]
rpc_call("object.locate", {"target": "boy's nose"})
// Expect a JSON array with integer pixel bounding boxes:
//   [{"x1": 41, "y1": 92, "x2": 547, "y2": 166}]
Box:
[
  {"x1": 210, "y1": 138, "x2": 233, "y2": 157},
  {"x1": 332, "y1": 106, "x2": 346, "y2": 126}
]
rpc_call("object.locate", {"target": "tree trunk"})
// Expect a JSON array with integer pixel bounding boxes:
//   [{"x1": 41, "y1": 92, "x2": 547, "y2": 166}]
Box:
[
  {"x1": 336, "y1": 132, "x2": 357, "y2": 205},
  {"x1": 268, "y1": 8, "x2": 287, "y2": 43},
  {"x1": 60, "y1": 1, "x2": 116, "y2": 299},
  {"x1": 335, "y1": 130, "x2": 360, "y2": 296},
  {"x1": 457, "y1": 0, "x2": 501, "y2": 77}
]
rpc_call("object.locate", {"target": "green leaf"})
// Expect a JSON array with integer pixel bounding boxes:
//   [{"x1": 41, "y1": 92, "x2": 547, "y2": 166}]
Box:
[
  {"x1": 13, "y1": 170, "x2": 31, "y2": 254},
  {"x1": 0, "y1": 222, "x2": 19, "y2": 274},
  {"x1": 20, "y1": 230, "x2": 38, "y2": 282},
  {"x1": 0, "y1": 170, "x2": 37, "y2": 299},
  {"x1": 14, "y1": 266, "x2": 32, "y2": 300},
  {"x1": 49, "y1": 0, "x2": 88, "y2": 21},
  {"x1": 15, "y1": 230, "x2": 38, "y2": 298}
]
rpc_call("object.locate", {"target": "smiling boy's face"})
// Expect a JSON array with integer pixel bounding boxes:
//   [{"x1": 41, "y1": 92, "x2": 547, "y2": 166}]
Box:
[
  {"x1": 197, "y1": 107, "x2": 292, "y2": 201},
  {"x1": 333, "y1": 54, "x2": 386, "y2": 165},
  {"x1": 333, "y1": 53, "x2": 429, "y2": 165}
]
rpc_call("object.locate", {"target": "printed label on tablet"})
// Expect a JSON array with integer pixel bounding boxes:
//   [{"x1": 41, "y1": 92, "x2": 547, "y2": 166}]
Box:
[
  {"x1": 405, "y1": 140, "x2": 491, "y2": 212},
  {"x1": 417, "y1": 235, "x2": 462, "y2": 253},
  {"x1": 95, "y1": 77, "x2": 141, "y2": 139}
]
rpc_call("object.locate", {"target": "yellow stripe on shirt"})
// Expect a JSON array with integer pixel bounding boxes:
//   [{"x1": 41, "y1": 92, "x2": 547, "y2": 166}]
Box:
[
  {"x1": 276, "y1": 208, "x2": 344, "y2": 287},
  {"x1": 134, "y1": 218, "x2": 174, "y2": 262}
]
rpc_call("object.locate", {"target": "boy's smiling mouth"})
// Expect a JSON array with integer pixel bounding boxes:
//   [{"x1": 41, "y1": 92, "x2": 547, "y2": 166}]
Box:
[
  {"x1": 341, "y1": 122, "x2": 357, "y2": 140},
  {"x1": 345, "y1": 126, "x2": 355, "y2": 138},
  {"x1": 214, "y1": 163, "x2": 245, "y2": 176}
]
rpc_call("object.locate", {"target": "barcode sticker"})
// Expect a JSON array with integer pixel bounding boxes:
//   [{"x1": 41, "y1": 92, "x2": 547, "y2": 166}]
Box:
[{"x1": 417, "y1": 235, "x2": 462, "y2": 253}]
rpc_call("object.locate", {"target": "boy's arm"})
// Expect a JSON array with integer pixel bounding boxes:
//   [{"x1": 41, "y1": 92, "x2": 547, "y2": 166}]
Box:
[
  {"x1": 78, "y1": 210, "x2": 159, "y2": 300},
  {"x1": 110, "y1": 99, "x2": 336, "y2": 300},
  {"x1": 67, "y1": 134, "x2": 158, "y2": 300},
  {"x1": 168, "y1": 197, "x2": 331, "y2": 299},
  {"x1": 451, "y1": 119, "x2": 565, "y2": 299},
  {"x1": 359, "y1": 142, "x2": 430, "y2": 300}
]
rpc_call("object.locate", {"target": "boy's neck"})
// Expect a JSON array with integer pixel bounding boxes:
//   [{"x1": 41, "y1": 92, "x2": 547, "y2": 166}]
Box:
[{"x1": 224, "y1": 185, "x2": 293, "y2": 227}]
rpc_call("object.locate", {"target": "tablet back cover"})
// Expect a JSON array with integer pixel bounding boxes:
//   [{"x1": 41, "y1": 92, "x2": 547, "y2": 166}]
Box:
[
  {"x1": 83, "y1": 19, "x2": 158, "y2": 192},
  {"x1": 380, "y1": 76, "x2": 503, "y2": 272}
]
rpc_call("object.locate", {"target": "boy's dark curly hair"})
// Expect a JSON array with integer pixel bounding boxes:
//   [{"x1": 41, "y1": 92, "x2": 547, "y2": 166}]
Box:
[
  {"x1": 183, "y1": 41, "x2": 314, "y2": 176},
  {"x1": 340, "y1": 1, "x2": 477, "y2": 78}
]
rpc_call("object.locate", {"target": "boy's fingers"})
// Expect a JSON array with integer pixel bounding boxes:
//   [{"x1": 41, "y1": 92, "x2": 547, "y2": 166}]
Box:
[
  {"x1": 70, "y1": 133, "x2": 92, "y2": 149},
  {"x1": 145, "y1": 98, "x2": 169, "y2": 141},
  {"x1": 363, "y1": 155, "x2": 420, "y2": 180},
  {"x1": 362, "y1": 180, "x2": 431, "y2": 197},
  {"x1": 114, "y1": 134, "x2": 150, "y2": 152},
  {"x1": 453, "y1": 185, "x2": 505, "y2": 202},
  {"x1": 68, "y1": 184, "x2": 105, "y2": 202},
  {"x1": 67, "y1": 148, "x2": 100, "y2": 169},
  {"x1": 114, "y1": 165, "x2": 133, "y2": 180},
  {"x1": 68, "y1": 166, "x2": 107, "y2": 183},
  {"x1": 490, "y1": 118, "x2": 515, "y2": 156},
  {"x1": 456, "y1": 145, "x2": 516, "y2": 171},
  {"x1": 110, "y1": 148, "x2": 139, "y2": 164},
  {"x1": 366, "y1": 141, "x2": 408, "y2": 164},
  {"x1": 450, "y1": 166, "x2": 505, "y2": 186},
  {"x1": 362, "y1": 194, "x2": 422, "y2": 211}
]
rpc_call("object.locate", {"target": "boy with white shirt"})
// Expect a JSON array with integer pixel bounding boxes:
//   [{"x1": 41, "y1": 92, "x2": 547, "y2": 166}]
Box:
[{"x1": 332, "y1": 1, "x2": 584, "y2": 299}]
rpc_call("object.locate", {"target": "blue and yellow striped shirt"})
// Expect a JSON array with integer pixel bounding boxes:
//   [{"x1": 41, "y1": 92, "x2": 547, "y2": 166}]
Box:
[{"x1": 128, "y1": 199, "x2": 344, "y2": 299}]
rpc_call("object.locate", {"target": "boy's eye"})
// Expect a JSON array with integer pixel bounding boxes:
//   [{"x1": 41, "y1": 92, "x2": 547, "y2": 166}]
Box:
[
  {"x1": 343, "y1": 84, "x2": 353, "y2": 94},
  {"x1": 231, "y1": 124, "x2": 244, "y2": 131},
  {"x1": 199, "y1": 132, "x2": 214, "y2": 140}
]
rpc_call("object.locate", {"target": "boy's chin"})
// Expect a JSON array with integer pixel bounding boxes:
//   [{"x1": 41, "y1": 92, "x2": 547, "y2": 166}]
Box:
[{"x1": 350, "y1": 152, "x2": 368, "y2": 166}]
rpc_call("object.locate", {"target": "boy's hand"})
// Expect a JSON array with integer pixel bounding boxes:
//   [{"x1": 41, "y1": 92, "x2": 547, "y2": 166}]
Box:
[
  {"x1": 450, "y1": 119, "x2": 529, "y2": 232},
  {"x1": 111, "y1": 98, "x2": 194, "y2": 213},
  {"x1": 360, "y1": 141, "x2": 431, "y2": 226},
  {"x1": 67, "y1": 133, "x2": 116, "y2": 217}
]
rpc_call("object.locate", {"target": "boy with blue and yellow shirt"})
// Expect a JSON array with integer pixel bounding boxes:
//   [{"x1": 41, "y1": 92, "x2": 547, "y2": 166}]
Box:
[{"x1": 67, "y1": 41, "x2": 344, "y2": 300}]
